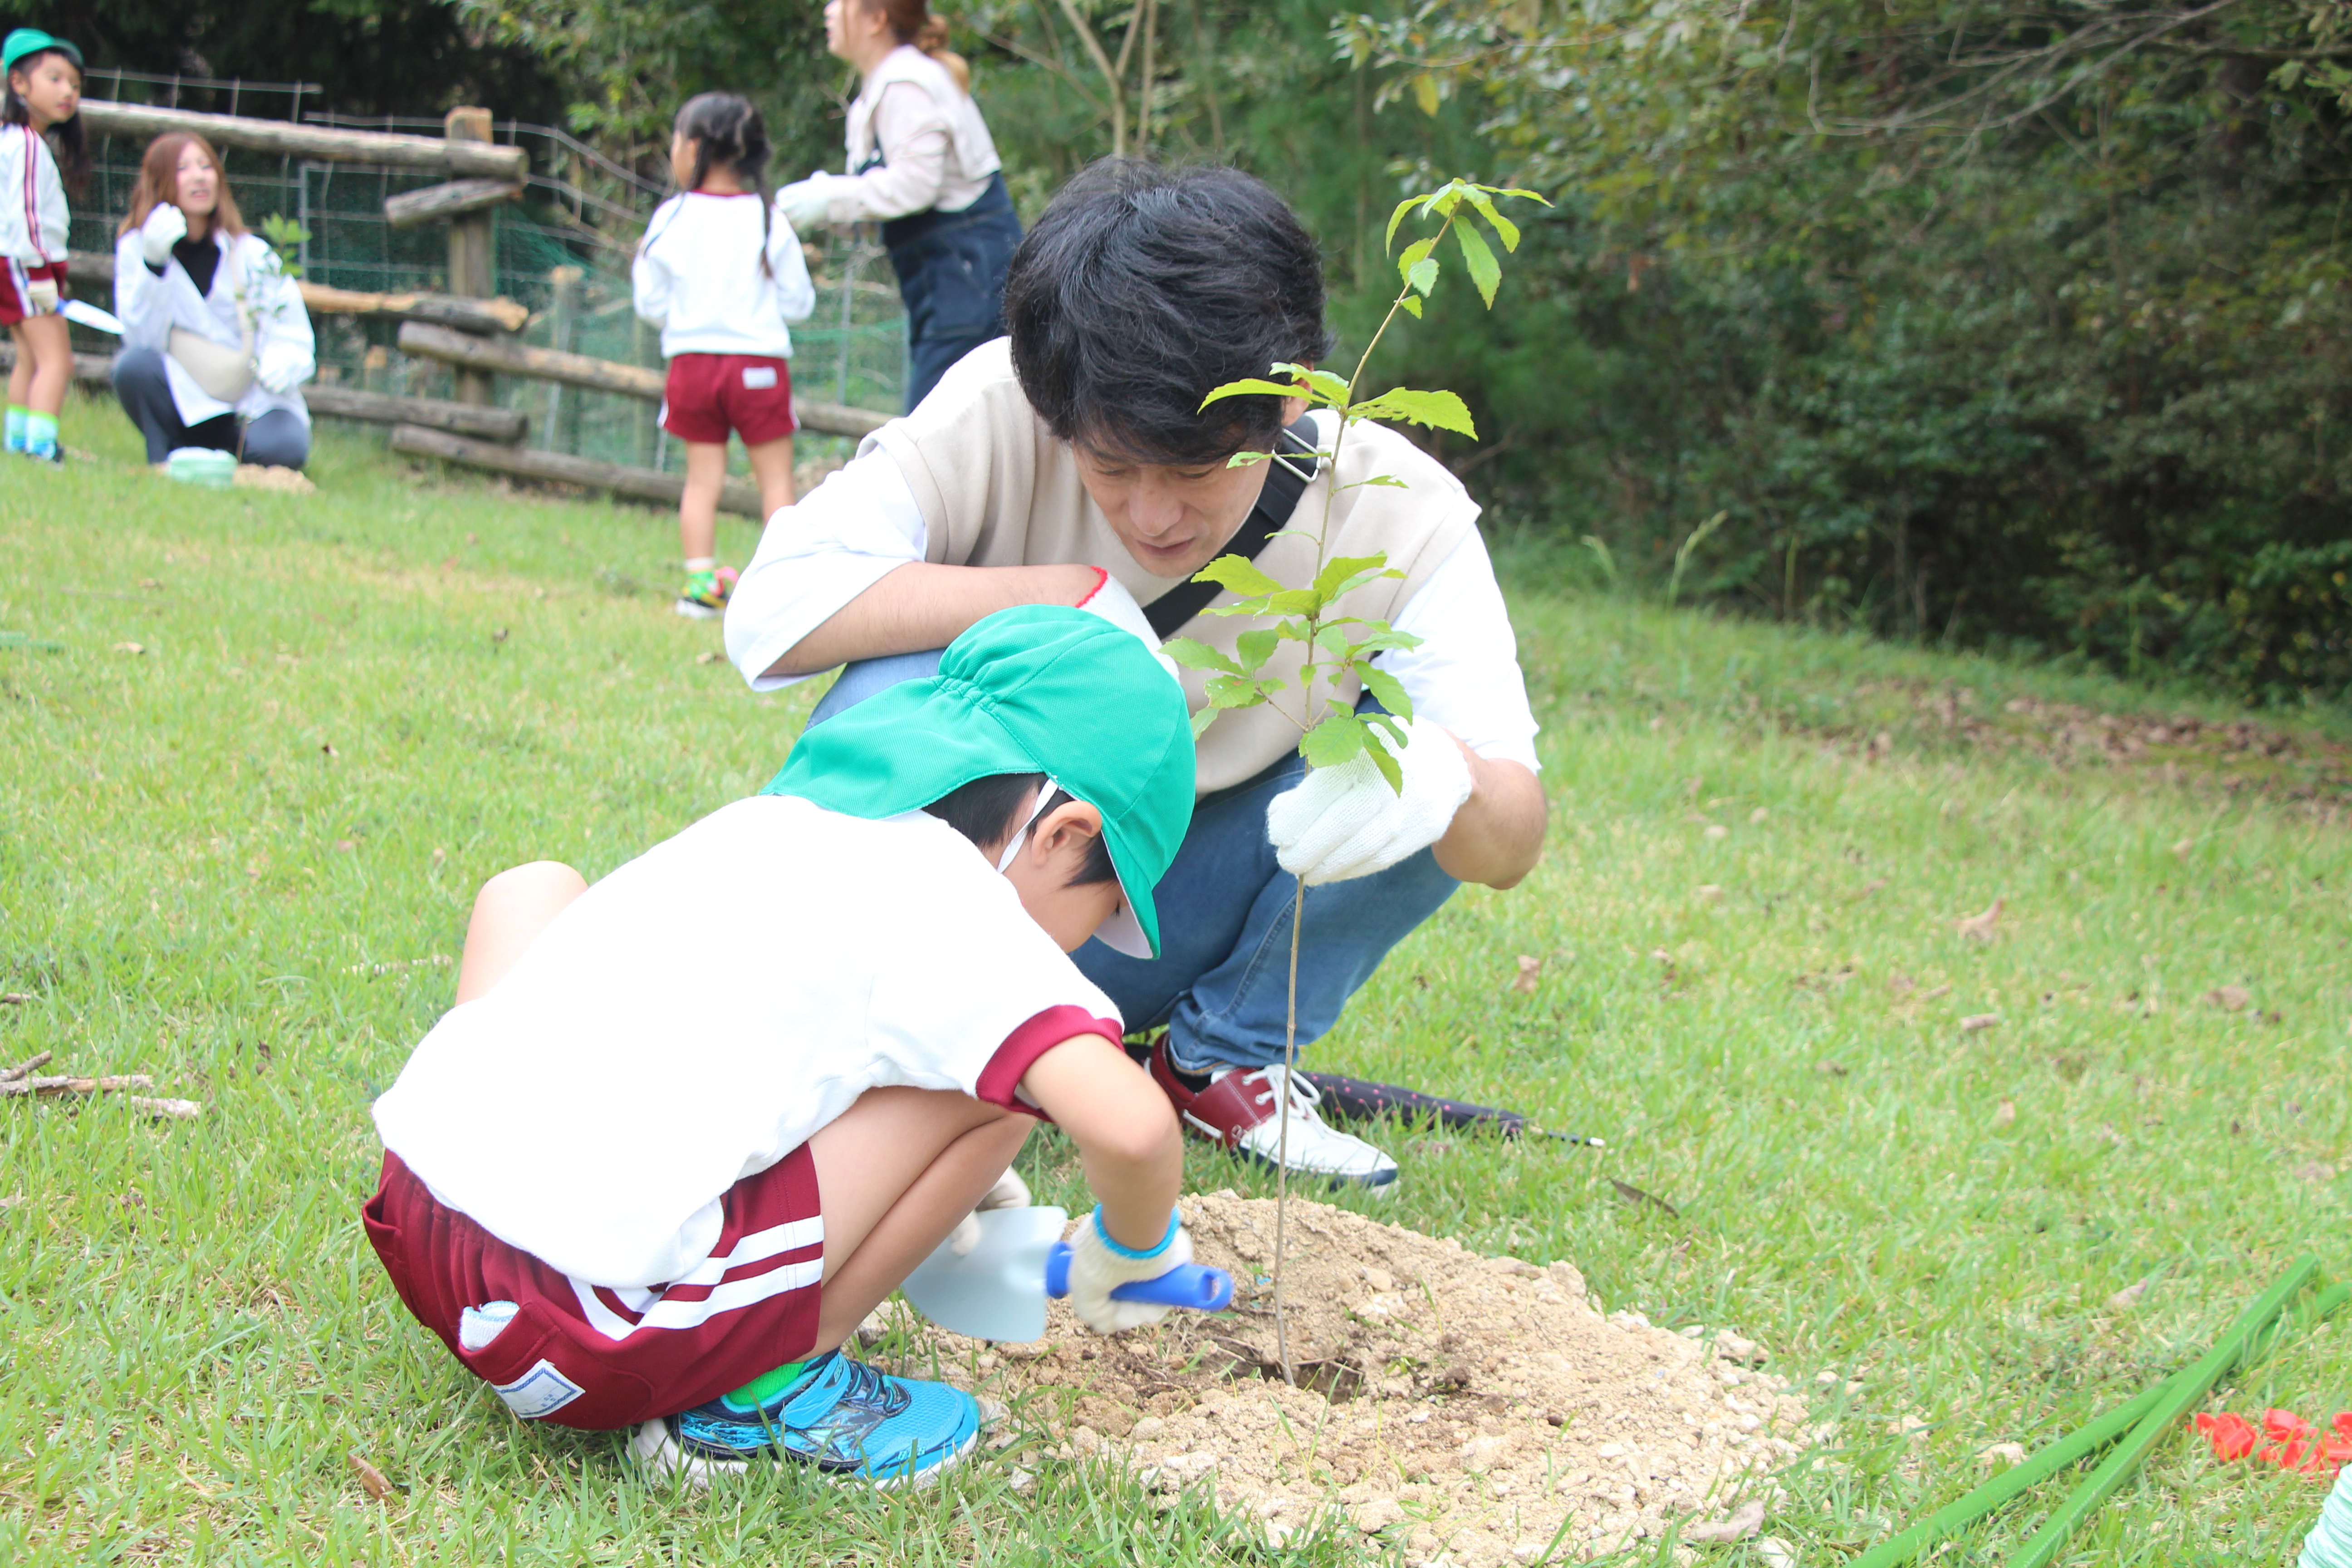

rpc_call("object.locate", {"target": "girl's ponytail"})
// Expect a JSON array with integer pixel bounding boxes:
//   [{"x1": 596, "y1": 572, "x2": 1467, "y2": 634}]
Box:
[{"x1": 675, "y1": 92, "x2": 777, "y2": 278}]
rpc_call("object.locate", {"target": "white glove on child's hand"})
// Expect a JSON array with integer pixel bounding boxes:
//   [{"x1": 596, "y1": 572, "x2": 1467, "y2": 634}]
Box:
[
  {"x1": 1267, "y1": 713, "x2": 1475, "y2": 885},
  {"x1": 255, "y1": 339, "x2": 311, "y2": 397},
  {"x1": 774, "y1": 177, "x2": 834, "y2": 234},
  {"x1": 25, "y1": 277, "x2": 57, "y2": 314},
  {"x1": 946, "y1": 1167, "x2": 1034, "y2": 1257},
  {"x1": 1067, "y1": 1206, "x2": 1193, "y2": 1335},
  {"x1": 140, "y1": 202, "x2": 189, "y2": 267}
]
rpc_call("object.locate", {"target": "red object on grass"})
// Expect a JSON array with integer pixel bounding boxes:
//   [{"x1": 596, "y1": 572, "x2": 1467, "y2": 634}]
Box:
[{"x1": 2195, "y1": 1409, "x2": 2352, "y2": 1476}]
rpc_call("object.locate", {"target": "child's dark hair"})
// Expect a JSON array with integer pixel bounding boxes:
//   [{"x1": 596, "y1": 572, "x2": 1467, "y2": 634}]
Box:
[
  {"x1": 925, "y1": 772, "x2": 1118, "y2": 889},
  {"x1": 675, "y1": 91, "x2": 774, "y2": 275},
  {"x1": 3, "y1": 46, "x2": 87, "y2": 193}
]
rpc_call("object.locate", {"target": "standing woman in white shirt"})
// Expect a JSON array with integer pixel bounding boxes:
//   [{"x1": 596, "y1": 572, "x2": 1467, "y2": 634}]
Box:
[
  {"x1": 110, "y1": 133, "x2": 315, "y2": 470},
  {"x1": 777, "y1": 1, "x2": 1022, "y2": 412},
  {"x1": 634, "y1": 93, "x2": 817, "y2": 619}
]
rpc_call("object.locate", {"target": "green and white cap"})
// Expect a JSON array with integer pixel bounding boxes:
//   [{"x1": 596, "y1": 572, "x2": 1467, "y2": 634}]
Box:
[
  {"x1": 3, "y1": 30, "x2": 81, "y2": 74},
  {"x1": 762, "y1": 605, "x2": 1196, "y2": 959}
]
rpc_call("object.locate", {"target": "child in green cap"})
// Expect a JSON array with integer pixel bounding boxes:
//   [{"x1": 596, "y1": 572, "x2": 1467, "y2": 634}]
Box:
[
  {"x1": 364, "y1": 606, "x2": 1200, "y2": 1487},
  {"x1": 2, "y1": 29, "x2": 84, "y2": 464}
]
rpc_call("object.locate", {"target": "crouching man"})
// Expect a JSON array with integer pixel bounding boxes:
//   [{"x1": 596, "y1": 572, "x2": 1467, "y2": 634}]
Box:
[{"x1": 726, "y1": 160, "x2": 1545, "y2": 1190}]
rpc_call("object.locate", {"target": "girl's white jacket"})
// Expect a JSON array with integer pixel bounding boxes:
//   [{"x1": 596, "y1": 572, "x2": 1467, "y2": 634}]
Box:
[
  {"x1": 632, "y1": 191, "x2": 816, "y2": 360},
  {"x1": 0, "y1": 123, "x2": 68, "y2": 265},
  {"x1": 113, "y1": 228, "x2": 315, "y2": 428}
]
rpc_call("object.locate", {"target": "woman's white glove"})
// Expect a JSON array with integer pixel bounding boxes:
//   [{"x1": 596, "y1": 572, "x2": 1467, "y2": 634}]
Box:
[
  {"x1": 1267, "y1": 713, "x2": 1474, "y2": 885},
  {"x1": 255, "y1": 339, "x2": 312, "y2": 397},
  {"x1": 140, "y1": 203, "x2": 189, "y2": 267},
  {"x1": 946, "y1": 1166, "x2": 1034, "y2": 1257},
  {"x1": 1066, "y1": 1206, "x2": 1193, "y2": 1335},
  {"x1": 774, "y1": 177, "x2": 834, "y2": 233}
]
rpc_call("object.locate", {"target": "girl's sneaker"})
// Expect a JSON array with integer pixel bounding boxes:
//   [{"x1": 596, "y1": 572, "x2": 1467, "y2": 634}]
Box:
[
  {"x1": 675, "y1": 564, "x2": 738, "y2": 620},
  {"x1": 629, "y1": 1350, "x2": 980, "y2": 1489}
]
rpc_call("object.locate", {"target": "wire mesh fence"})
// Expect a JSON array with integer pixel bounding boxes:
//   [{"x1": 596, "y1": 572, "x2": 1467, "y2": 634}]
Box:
[{"x1": 67, "y1": 68, "x2": 909, "y2": 477}]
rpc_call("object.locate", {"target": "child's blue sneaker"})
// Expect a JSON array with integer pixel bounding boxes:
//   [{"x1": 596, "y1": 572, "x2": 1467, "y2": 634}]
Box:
[{"x1": 630, "y1": 1349, "x2": 981, "y2": 1489}]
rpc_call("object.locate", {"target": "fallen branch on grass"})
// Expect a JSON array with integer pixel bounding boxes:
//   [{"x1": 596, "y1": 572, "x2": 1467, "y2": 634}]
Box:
[
  {"x1": 0, "y1": 1073, "x2": 206, "y2": 1119},
  {"x1": 0, "y1": 1051, "x2": 54, "y2": 1082}
]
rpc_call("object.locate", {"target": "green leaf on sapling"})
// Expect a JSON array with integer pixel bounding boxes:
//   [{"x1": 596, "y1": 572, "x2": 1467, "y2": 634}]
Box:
[
  {"x1": 1461, "y1": 188, "x2": 1522, "y2": 252},
  {"x1": 1358, "y1": 663, "x2": 1415, "y2": 722},
  {"x1": 1362, "y1": 708, "x2": 1409, "y2": 750},
  {"x1": 1163, "y1": 637, "x2": 1244, "y2": 676},
  {"x1": 1407, "y1": 257, "x2": 1441, "y2": 297},
  {"x1": 1200, "y1": 377, "x2": 1308, "y2": 409},
  {"x1": 1190, "y1": 707, "x2": 1220, "y2": 738},
  {"x1": 1398, "y1": 294, "x2": 1423, "y2": 318},
  {"x1": 1270, "y1": 364, "x2": 1353, "y2": 406},
  {"x1": 1266, "y1": 588, "x2": 1325, "y2": 617},
  {"x1": 1346, "y1": 474, "x2": 1413, "y2": 489},
  {"x1": 1225, "y1": 449, "x2": 1275, "y2": 469},
  {"x1": 1386, "y1": 194, "x2": 1425, "y2": 250},
  {"x1": 1353, "y1": 388, "x2": 1478, "y2": 439},
  {"x1": 1362, "y1": 732, "x2": 1405, "y2": 793},
  {"x1": 1455, "y1": 221, "x2": 1502, "y2": 308},
  {"x1": 1194, "y1": 556, "x2": 1285, "y2": 597},
  {"x1": 1205, "y1": 674, "x2": 1269, "y2": 710},
  {"x1": 1312, "y1": 554, "x2": 1392, "y2": 598},
  {"x1": 1234, "y1": 628, "x2": 1280, "y2": 673},
  {"x1": 1301, "y1": 714, "x2": 1369, "y2": 768}
]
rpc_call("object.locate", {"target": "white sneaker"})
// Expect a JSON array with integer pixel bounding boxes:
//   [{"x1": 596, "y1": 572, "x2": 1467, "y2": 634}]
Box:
[{"x1": 1149, "y1": 1044, "x2": 1398, "y2": 1190}]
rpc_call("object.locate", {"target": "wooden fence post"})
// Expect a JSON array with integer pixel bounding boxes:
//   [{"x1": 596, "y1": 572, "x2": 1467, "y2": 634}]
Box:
[
  {"x1": 443, "y1": 107, "x2": 498, "y2": 406},
  {"x1": 544, "y1": 265, "x2": 581, "y2": 452}
]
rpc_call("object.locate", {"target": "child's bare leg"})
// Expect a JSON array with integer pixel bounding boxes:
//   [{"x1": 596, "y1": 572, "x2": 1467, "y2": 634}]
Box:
[
  {"x1": 805, "y1": 1086, "x2": 1031, "y2": 1353},
  {"x1": 745, "y1": 434, "x2": 795, "y2": 521},
  {"x1": 679, "y1": 441, "x2": 726, "y2": 563},
  {"x1": 6, "y1": 323, "x2": 31, "y2": 409},
  {"x1": 453, "y1": 861, "x2": 588, "y2": 1004},
  {"x1": 19, "y1": 316, "x2": 72, "y2": 416}
]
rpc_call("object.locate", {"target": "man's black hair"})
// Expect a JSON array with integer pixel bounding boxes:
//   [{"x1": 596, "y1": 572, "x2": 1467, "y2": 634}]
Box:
[
  {"x1": 924, "y1": 772, "x2": 1117, "y2": 889},
  {"x1": 1004, "y1": 159, "x2": 1333, "y2": 467}
]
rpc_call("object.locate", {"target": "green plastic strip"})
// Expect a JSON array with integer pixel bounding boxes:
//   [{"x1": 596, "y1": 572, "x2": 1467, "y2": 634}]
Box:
[
  {"x1": 1849, "y1": 1267, "x2": 2343, "y2": 1568},
  {"x1": 1846, "y1": 1386, "x2": 2168, "y2": 1568},
  {"x1": 2008, "y1": 1253, "x2": 2322, "y2": 1568}
]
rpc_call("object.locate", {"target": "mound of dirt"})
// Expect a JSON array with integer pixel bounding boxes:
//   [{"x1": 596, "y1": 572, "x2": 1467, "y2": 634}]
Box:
[{"x1": 898, "y1": 1191, "x2": 1811, "y2": 1563}]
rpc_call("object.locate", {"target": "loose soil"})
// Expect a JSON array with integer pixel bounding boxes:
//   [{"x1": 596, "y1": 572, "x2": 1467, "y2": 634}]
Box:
[{"x1": 897, "y1": 1191, "x2": 1812, "y2": 1563}]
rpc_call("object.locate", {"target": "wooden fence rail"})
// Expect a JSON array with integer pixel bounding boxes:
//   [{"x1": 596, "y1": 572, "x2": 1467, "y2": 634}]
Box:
[
  {"x1": 79, "y1": 100, "x2": 527, "y2": 180},
  {"x1": 390, "y1": 426, "x2": 765, "y2": 518},
  {"x1": 66, "y1": 251, "x2": 529, "y2": 335},
  {"x1": 394, "y1": 323, "x2": 893, "y2": 439}
]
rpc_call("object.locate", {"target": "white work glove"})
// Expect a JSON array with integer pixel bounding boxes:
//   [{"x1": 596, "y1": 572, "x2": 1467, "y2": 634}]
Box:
[
  {"x1": 25, "y1": 276, "x2": 57, "y2": 314},
  {"x1": 774, "y1": 176, "x2": 834, "y2": 234},
  {"x1": 946, "y1": 1166, "x2": 1034, "y2": 1257},
  {"x1": 140, "y1": 202, "x2": 189, "y2": 267},
  {"x1": 255, "y1": 338, "x2": 310, "y2": 397},
  {"x1": 1066, "y1": 1205, "x2": 1194, "y2": 1335},
  {"x1": 1267, "y1": 713, "x2": 1475, "y2": 885}
]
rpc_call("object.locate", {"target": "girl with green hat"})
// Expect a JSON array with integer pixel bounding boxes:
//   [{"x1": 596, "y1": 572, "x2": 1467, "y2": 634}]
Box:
[
  {"x1": 363, "y1": 606, "x2": 1200, "y2": 1486},
  {"x1": 2, "y1": 28, "x2": 84, "y2": 464}
]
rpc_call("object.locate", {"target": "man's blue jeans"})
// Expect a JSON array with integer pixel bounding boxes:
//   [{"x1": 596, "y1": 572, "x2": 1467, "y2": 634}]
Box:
[{"x1": 807, "y1": 651, "x2": 1460, "y2": 1072}]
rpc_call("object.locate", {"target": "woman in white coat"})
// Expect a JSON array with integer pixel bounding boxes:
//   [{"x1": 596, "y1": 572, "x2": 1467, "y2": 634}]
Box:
[
  {"x1": 111, "y1": 132, "x2": 314, "y2": 469},
  {"x1": 777, "y1": 0, "x2": 1022, "y2": 412}
]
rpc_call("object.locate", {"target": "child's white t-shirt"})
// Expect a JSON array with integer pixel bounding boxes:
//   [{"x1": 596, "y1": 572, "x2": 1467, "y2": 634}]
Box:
[
  {"x1": 631, "y1": 191, "x2": 818, "y2": 360},
  {"x1": 372, "y1": 795, "x2": 1122, "y2": 1289}
]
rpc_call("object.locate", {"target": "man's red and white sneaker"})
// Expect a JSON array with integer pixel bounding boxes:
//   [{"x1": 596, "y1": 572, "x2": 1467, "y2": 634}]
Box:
[{"x1": 1147, "y1": 1043, "x2": 1398, "y2": 1190}]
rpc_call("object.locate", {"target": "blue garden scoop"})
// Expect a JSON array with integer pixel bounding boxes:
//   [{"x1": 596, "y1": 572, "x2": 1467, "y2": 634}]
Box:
[{"x1": 898, "y1": 1206, "x2": 1234, "y2": 1343}]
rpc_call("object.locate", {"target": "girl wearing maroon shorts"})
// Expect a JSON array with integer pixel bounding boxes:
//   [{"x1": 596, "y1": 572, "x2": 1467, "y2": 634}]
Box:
[
  {"x1": 633, "y1": 93, "x2": 817, "y2": 619},
  {"x1": 1, "y1": 29, "x2": 83, "y2": 466}
]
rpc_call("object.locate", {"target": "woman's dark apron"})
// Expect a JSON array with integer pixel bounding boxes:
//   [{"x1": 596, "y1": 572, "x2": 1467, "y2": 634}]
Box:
[{"x1": 872, "y1": 170, "x2": 1024, "y2": 412}]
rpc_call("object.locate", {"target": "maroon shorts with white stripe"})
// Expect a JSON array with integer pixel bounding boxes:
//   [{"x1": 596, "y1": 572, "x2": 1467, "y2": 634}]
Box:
[
  {"x1": 362, "y1": 1147, "x2": 823, "y2": 1431},
  {"x1": 0, "y1": 260, "x2": 64, "y2": 327}
]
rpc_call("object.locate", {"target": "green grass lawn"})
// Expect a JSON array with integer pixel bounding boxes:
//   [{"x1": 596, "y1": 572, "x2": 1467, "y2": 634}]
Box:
[{"x1": 3, "y1": 395, "x2": 2348, "y2": 1564}]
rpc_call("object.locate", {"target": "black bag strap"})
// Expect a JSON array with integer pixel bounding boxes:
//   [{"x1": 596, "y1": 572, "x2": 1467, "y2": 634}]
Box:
[{"x1": 1144, "y1": 415, "x2": 1323, "y2": 640}]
